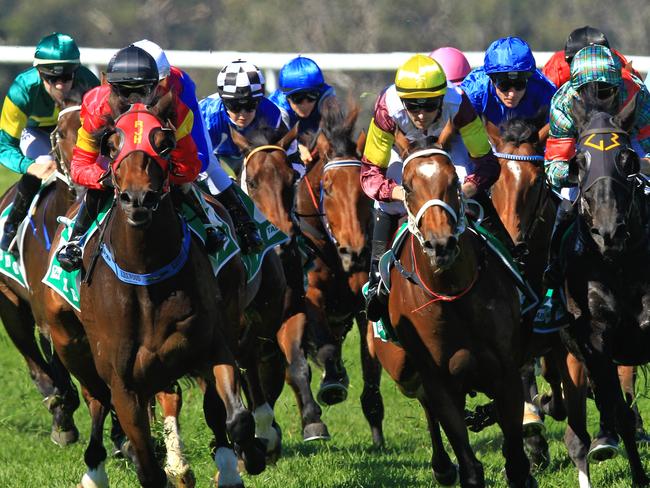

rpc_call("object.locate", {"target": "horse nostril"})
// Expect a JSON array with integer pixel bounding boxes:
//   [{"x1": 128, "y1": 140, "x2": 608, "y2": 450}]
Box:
[
  {"x1": 338, "y1": 246, "x2": 350, "y2": 256},
  {"x1": 141, "y1": 191, "x2": 160, "y2": 208},
  {"x1": 423, "y1": 241, "x2": 434, "y2": 250},
  {"x1": 590, "y1": 227, "x2": 600, "y2": 237},
  {"x1": 613, "y1": 223, "x2": 627, "y2": 239},
  {"x1": 120, "y1": 193, "x2": 131, "y2": 205}
]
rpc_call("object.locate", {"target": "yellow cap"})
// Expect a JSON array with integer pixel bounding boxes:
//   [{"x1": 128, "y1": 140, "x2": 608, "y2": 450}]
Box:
[{"x1": 395, "y1": 54, "x2": 447, "y2": 99}]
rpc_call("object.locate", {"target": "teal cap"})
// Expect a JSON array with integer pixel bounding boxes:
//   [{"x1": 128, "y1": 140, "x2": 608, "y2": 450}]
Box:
[{"x1": 33, "y1": 32, "x2": 80, "y2": 67}]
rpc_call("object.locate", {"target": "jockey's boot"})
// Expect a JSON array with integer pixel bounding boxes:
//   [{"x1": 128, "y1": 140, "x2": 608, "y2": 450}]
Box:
[
  {"x1": 176, "y1": 185, "x2": 225, "y2": 254},
  {"x1": 365, "y1": 209, "x2": 398, "y2": 322},
  {"x1": 56, "y1": 189, "x2": 107, "y2": 272},
  {"x1": 0, "y1": 174, "x2": 41, "y2": 252},
  {"x1": 216, "y1": 185, "x2": 263, "y2": 255},
  {"x1": 542, "y1": 200, "x2": 576, "y2": 289}
]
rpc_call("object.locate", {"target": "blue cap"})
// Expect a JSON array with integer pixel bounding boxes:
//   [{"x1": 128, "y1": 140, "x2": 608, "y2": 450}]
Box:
[
  {"x1": 483, "y1": 36, "x2": 536, "y2": 74},
  {"x1": 279, "y1": 56, "x2": 324, "y2": 95}
]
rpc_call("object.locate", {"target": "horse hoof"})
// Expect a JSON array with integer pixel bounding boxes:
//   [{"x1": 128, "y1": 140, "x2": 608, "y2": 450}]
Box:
[
  {"x1": 265, "y1": 423, "x2": 282, "y2": 465},
  {"x1": 303, "y1": 422, "x2": 330, "y2": 442},
  {"x1": 508, "y1": 474, "x2": 538, "y2": 488},
  {"x1": 524, "y1": 435, "x2": 550, "y2": 472},
  {"x1": 587, "y1": 436, "x2": 619, "y2": 463},
  {"x1": 434, "y1": 463, "x2": 458, "y2": 486},
  {"x1": 522, "y1": 404, "x2": 545, "y2": 438},
  {"x1": 165, "y1": 466, "x2": 196, "y2": 488},
  {"x1": 214, "y1": 472, "x2": 244, "y2": 488},
  {"x1": 51, "y1": 426, "x2": 79, "y2": 447},
  {"x1": 317, "y1": 378, "x2": 349, "y2": 406},
  {"x1": 235, "y1": 438, "x2": 266, "y2": 476},
  {"x1": 636, "y1": 428, "x2": 650, "y2": 444}
]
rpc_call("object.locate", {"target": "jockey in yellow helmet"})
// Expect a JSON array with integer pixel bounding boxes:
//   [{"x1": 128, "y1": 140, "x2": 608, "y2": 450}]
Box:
[{"x1": 361, "y1": 54, "x2": 505, "y2": 321}]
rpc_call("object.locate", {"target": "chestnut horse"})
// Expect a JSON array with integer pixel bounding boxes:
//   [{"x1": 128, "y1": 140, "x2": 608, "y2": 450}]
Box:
[
  {"x1": 293, "y1": 103, "x2": 384, "y2": 445},
  {"x1": 231, "y1": 125, "x2": 330, "y2": 441},
  {"x1": 0, "y1": 97, "x2": 82, "y2": 446},
  {"x1": 44, "y1": 98, "x2": 265, "y2": 487},
  {"x1": 560, "y1": 90, "x2": 650, "y2": 487},
  {"x1": 372, "y1": 137, "x2": 534, "y2": 487}
]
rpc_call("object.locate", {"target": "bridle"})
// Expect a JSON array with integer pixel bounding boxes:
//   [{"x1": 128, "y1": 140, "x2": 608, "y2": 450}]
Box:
[
  {"x1": 50, "y1": 104, "x2": 81, "y2": 187},
  {"x1": 240, "y1": 144, "x2": 287, "y2": 194}
]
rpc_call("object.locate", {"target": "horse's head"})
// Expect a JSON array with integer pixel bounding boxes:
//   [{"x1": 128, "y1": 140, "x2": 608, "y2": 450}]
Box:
[
  {"x1": 231, "y1": 124, "x2": 298, "y2": 235},
  {"x1": 489, "y1": 115, "x2": 548, "y2": 250},
  {"x1": 304, "y1": 101, "x2": 372, "y2": 271},
  {"x1": 51, "y1": 88, "x2": 85, "y2": 187},
  {"x1": 398, "y1": 133, "x2": 465, "y2": 269},
  {"x1": 98, "y1": 94, "x2": 177, "y2": 227},
  {"x1": 573, "y1": 90, "x2": 641, "y2": 258}
]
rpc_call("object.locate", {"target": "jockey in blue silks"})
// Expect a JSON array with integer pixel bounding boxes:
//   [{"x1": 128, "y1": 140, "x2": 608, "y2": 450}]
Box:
[
  {"x1": 461, "y1": 36, "x2": 557, "y2": 127},
  {"x1": 268, "y1": 56, "x2": 336, "y2": 138}
]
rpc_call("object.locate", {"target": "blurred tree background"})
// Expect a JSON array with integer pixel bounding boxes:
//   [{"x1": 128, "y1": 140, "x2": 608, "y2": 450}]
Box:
[{"x1": 0, "y1": 0, "x2": 648, "y2": 123}]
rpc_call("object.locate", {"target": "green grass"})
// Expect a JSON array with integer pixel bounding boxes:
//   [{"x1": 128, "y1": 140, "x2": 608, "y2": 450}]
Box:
[{"x1": 0, "y1": 167, "x2": 647, "y2": 487}]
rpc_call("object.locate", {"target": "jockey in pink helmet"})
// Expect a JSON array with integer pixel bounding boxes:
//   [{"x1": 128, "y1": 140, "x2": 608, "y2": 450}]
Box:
[{"x1": 429, "y1": 47, "x2": 471, "y2": 86}]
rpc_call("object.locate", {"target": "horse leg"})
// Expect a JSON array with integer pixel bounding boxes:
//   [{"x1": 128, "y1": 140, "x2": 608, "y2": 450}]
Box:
[
  {"x1": 358, "y1": 315, "x2": 385, "y2": 447},
  {"x1": 619, "y1": 366, "x2": 650, "y2": 442},
  {"x1": 418, "y1": 391, "x2": 458, "y2": 486},
  {"x1": 110, "y1": 382, "x2": 167, "y2": 488},
  {"x1": 0, "y1": 290, "x2": 79, "y2": 445},
  {"x1": 156, "y1": 382, "x2": 195, "y2": 488},
  {"x1": 277, "y1": 312, "x2": 329, "y2": 441},
  {"x1": 494, "y1": 368, "x2": 534, "y2": 487},
  {"x1": 539, "y1": 352, "x2": 569, "y2": 420},
  {"x1": 79, "y1": 387, "x2": 111, "y2": 488},
  {"x1": 520, "y1": 358, "x2": 549, "y2": 471}
]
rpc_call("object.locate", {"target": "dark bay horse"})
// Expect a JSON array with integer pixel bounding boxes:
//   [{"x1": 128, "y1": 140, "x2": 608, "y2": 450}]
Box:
[
  {"x1": 0, "y1": 98, "x2": 82, "y2": 446},
  {"x1": 231, "y1": 125, "x2": 330, "y2": 442},
  {"x1": 372, "y1": 137, "x2": 534, "y2": 487},
  {"x1": 293, "y1": 103, "x2": 384, "y2": 445},
  {"x1": 44, "y1": 98, "x2": 265, "y2": 487},
  {"x1": 560, "y1": 89, "x2": 650, "y2": 487}
]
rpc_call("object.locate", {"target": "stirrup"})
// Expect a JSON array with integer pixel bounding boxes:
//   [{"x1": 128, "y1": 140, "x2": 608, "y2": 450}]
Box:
[
  {"x1": 237, "y1": 224, "x2": 263, "y2": 255},
  {"x1": 204, "y1": 226, "x2": 226, "y2": 254},
  {"x1": 57, "y1": 242, "x2": 83, "y2": 272}
]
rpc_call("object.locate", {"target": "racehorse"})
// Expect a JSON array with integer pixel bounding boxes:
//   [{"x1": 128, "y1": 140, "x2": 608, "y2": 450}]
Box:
[
  {"x1": 560, "y1": 88, "x2": 650, "y2": 487},
  {"x1": 372, "y1": 134, "x2": 534, "y2": 487},
  {"x1": 43, "y1": 96, "x2": 266, "y2": 487},
  {"x1": 293, "y1": 102, "x2": 384, "y2": 445},
  {"x1": 0, "y1": 94, "x2": 83, "y2": 446},
  {"x1": 230, "y1": 125, "x2": 330, "y2": 442}
]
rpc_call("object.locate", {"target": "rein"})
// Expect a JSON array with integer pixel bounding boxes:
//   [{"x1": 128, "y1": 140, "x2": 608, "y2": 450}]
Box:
[
  {"x1": 50, "y1": 105, "x2": 81, "y2": 187},
  {"x1": 492, "y1": 152, "x2": 545, "y2": 163}
]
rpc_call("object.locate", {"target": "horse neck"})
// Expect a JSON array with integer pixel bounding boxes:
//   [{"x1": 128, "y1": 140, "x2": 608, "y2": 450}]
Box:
[
  {"x1": 109, "y1": 197, "x2": 184, "y2": 272},
  {"x1": 408, "y1": 231, "x2": 478, "y2": 294}
]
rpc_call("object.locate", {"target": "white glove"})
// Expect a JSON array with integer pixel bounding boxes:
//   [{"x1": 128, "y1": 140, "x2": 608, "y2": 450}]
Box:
[{"x1": 26, "y1": 155, "x2": 57, "y2": 179}]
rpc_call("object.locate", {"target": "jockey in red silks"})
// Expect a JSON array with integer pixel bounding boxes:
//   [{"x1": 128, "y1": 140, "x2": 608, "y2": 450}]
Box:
[
  {"x1": 56, "y1": 45, "x2": 219, "y2": 272},
  {"x1": 133, "y1": 40, "x2": 263, "y2": 255}
]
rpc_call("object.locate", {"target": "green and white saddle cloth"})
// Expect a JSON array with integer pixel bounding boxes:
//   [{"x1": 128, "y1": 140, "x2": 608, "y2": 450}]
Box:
[{"x1": 42, "y1": 185, "x2": 288, "y2": 312}]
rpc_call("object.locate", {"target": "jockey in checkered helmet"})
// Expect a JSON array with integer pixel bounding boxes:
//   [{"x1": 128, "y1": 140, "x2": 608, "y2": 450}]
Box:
[{"x1": 217, "y1": 60, "x2": 265, "y2": 101}]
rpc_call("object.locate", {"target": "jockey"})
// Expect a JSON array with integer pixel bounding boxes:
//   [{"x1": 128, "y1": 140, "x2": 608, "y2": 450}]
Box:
[
  {"x1": 199, "y1": 59, "x2": 301, "y2": 178},
  {"x1": 542, "y1": 26, "x2": 640, "y2": 89},
  {"x1": 55, "y1": 45, "x2": 214, "y2": 271},
  {"x1": 541, "y1": 45, "x2": 650, "y2": 328},
  {"x1": 361, "y1": 54, "x2": 506, "y2": 320},
  {"x1": 461, "y1": 37, "x2": 556, "y2": 128},
  {"x1": 133, "y1": 40, "x2": 263, "y2": 255},
  {"x1": 268, "y1": 56, "x2": 336, "y2": 164},
  {"x1": 429, "y1": 47, "x2": 471, "y2": 86},
  {"x1": 0, "y1": 32, "x2": 100, "y2": 252}
]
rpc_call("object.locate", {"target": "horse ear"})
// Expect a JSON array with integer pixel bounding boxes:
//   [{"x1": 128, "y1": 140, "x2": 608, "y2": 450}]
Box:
[
  {"x1": 571, "y1": 93, "x2": 589, "y2": 133},
  {"x1": 229, "y1": 126, "x2": 252, "y2": 154},
  {"x1": 100, "y1": 72, "x2": 108, "y2": 85},
  {"x1": 343, "y1": 102, "x2": 360, "y2": 134},
  {"x1": 277, "y1": 123, "x2": 299, "y2": 151},
  {"x1": 436, "y1": 119, "x2": 454, "y2": 150},
  {"x1": 356, "y1": 130, "x2": 367, "y2": 157},
  {"x1": 152, "y1": 91, "x2": 174, "y2": 120},
  {"x1": 615, "y1": 93, "x2": 638, "y2": 133},
  {"x1": 485, "y1": 120, "x2": 503, "y2": 148}
]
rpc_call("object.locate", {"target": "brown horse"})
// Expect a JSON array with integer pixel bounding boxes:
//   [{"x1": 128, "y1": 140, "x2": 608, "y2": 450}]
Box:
[
  {"x1": 372, "y1": 136, "x2": 534, "y2": 487},
  {"x1": 231, "y1": 125, "x2": 330, "y2": 442},
  {"x1": 293, "y1": 103, "x2": 384, "y2": 445},
  {"x1": 44, "y1": 98, "x2": 266, "y2": 487},
  {"x1": 0, "y1": 96, "x2": 82, "y2": 446}
]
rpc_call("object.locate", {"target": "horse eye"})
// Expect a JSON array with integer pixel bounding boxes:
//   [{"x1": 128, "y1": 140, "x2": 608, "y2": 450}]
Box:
[
  {"x1": 246, "y1": 179, "x2": 258, "y2": 190},
  {"x1": 402, "y1": 183, "x2": 411, "y2": 194}
]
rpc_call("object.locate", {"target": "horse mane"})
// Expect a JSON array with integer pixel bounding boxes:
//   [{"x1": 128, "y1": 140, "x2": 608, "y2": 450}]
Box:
[
  {"x1": 245, "y1": 123, "x2": 287, "y2": 147},
  {"x1": 500, "y1": 118, "x2": 540, "y2": 147},
  {"x1": 318, "y1": 98, "x2": 360, "y2": 158}
]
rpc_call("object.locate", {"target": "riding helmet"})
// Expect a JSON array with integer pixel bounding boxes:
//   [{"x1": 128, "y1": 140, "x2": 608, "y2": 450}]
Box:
[
  {"x1": 106, "y1": 45, "x2": 159, "y2": 86},
  {"x1": 483, "y1": 37, "x2": 536, "y2": 75},
  {"x1": 429, "y1": 47, "x2": 471, "y2": 85},
  {"x1": 565, "y1": 26, "x2": 609, "y2": 64},
  {"x1": 33, "y1": 32, "x2": 80, "y2": 76},
  {"x1": 217, "y1": 60, "x2": 265, "y2": 99},
  {"x1": 279, "y1": 56, "x2": 325, "y2": 95},
  {"x1": 395, "y1": 54, "x2": 447, "y2": 99}
]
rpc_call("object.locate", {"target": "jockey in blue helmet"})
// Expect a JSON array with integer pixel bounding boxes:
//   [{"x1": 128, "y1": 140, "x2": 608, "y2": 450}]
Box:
[
  {"x1": 269, "y1": 56, "x2": 336, "y2": 142},
  {"x1": 461, "y1": 36, "x2": 556, "y2": 128}
]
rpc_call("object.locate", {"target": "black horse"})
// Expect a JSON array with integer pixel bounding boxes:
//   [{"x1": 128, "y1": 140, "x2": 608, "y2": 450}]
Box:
[{"x1": 561, "y1": 87, "x2": 650, "y2": 486}]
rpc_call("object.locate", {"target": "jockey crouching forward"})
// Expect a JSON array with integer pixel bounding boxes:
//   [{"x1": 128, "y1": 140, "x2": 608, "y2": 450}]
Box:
[
  {"x1": 56, "y1": 45, "x2": 225, "y2": 272},
  {"x1": 361, "y1": 54, "x2": 510, "y2": 321},
  {"x1": 0, "y1": 32, "x2": 100, "y2": 252}
]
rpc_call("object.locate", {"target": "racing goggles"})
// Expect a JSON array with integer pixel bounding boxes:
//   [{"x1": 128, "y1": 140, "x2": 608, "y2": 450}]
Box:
[
  {"x1": 111, "y1": 82, "x2": 156, "y2": 103},
  {"x1": 38, "y1": 64, "x2": 78, "y2": 83},
  {"x1": 287, "y1": 91, "x2": 320, "y2": 104},
  {"x1": 492, "y1": 75, "x2": 528, "y2": 92},
  {"x1": 402, "y1": 97, "x2": 443, "y2": 113},
  {"x1": 223, "y1": 97, "x2": 260, "y2": 113}
]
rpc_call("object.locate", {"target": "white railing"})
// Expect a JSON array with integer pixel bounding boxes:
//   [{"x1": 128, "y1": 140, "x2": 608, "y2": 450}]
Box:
[{"x1": 1, "y1": 46, "x2": 648, "y2": 92}]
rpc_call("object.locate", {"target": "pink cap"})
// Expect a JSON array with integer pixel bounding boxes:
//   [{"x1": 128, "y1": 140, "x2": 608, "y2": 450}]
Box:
[{"x1": 429, "y1": 47, "x2": 471, "y2": 85}]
